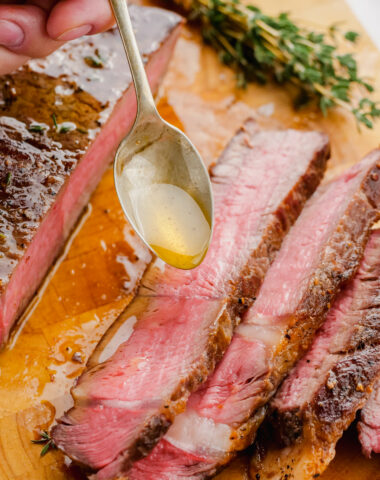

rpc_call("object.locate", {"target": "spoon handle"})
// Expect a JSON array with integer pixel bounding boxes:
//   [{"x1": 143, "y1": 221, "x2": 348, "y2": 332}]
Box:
[{"x1": 109, "y1": 0, "x2": 158, "y2": 118}]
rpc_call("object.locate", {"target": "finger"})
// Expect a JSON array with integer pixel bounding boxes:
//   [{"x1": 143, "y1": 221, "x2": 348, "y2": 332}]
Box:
[
  {"x1": 47, "y1": 0, "x2": 115, "y2": 42},
  {"x1": 0, "y1": 4, "x2": 63, "y2": 58},
  {"x1": 0, "y1": 46, "x2": 30, "y2": 75},
  {"x1": 26, "y1": 0, "x2": 56, "y2": 11}
]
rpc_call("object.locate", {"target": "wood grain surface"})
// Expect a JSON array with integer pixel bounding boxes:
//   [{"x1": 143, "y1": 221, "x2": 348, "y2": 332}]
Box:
[{"x1": 1, "y1": 0, "x2": 380, "y2": 478}]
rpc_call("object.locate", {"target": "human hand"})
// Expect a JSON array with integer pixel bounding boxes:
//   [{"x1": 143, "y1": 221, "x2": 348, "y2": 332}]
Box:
[{"x1": 0, "y1": 0, "x2": 115, "y2": 75}]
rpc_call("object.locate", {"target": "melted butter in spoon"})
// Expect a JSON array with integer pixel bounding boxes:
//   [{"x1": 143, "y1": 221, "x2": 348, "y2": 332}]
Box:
[
  {"x1": 129, "y1": 183, "x2": 211, "y2": 269},
  {"x1": 116, "y1": 141, "x2": 212, "y2": 270}
]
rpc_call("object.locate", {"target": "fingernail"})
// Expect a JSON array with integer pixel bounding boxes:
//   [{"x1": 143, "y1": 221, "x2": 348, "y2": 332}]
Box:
[
  {"x1": 0, "y1": 20, "x2": 24, "y2": 47},
  {"x1": 57, "y1": 24, "x2": 92, "y2": 42}
]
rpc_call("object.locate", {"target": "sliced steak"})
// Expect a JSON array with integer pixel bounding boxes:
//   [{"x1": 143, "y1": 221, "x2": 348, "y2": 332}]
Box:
[
  {"x1": 0, "y1": 6, "x2": 183, "y2": 344},
  {"x1": 251, "y1": 228, "x2": 380, "y2": 480},
  {"x1": 128, "y1": 151, "x2": 380, "y2": 480},
  {"x1": 358, "y1": 378, "x2": 380, "y2": 457},
  {"x1": 52, "y1": 123, "x2": 330, "y2": 480}
]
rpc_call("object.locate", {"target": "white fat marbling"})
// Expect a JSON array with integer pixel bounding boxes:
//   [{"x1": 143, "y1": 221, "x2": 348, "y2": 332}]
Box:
[{"x1": 166, "y1": 410, "x2": 232, "y2": 456}]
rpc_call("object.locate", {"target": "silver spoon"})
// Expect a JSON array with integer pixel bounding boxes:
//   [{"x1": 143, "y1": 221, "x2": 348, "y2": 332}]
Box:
[{"x1": 109, "y1": 0, "x2": 213, "y2": 270}]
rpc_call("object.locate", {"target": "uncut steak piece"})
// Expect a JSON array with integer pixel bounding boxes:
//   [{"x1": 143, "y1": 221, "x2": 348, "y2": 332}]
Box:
[
  {"x1": 358, "y1": 378, "x2": 380, "y2": 457},
  {"x1": 52, "y1": 123, "x2": 330, "y2": 480},
  {"x1": 129, "y1": 151, "x2": 380, "y2": 480},
  {"x1": 251, "y1": 229, "x2": 380, "y2": 480},
  {"x1": 0, "y1": 6, "x2": 183, "y2": 345}
]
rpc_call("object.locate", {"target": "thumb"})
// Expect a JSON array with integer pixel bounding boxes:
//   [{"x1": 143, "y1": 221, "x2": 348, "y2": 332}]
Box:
[{"x1": 46, "y1": 0, "x2": 115, "y2": 42}]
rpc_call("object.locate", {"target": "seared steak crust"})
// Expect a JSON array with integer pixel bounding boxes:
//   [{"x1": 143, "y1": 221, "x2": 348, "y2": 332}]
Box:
[
  {"x1": 358, "y1": 378, "x2": 380, "y2": 457},
  {"x1": 313, "y1": 347, "x2": 380, "y2": 437}
]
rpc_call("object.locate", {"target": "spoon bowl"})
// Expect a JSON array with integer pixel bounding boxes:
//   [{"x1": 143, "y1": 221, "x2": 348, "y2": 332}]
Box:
[{"x1": 114, "y1": 112, "x2": 213, "y2": 270}]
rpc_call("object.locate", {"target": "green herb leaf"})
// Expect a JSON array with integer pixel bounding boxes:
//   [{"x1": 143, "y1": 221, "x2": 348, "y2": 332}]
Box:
[
  {"x1": 52, "y1": 113, "x2": 58, "y2": 129},
  {"x1": 84, "y1": 55, "x2": 104, "y2": 68},
  {"x1": 59, "y1": 126, "x2": 72, "y2": 134},
  {"x1": 28, "y1": 124, "x2": 46, "y2": 133},
  {"x1": 337, "y1": 54, "x2": 357, "y2": 78},
  {"x1": 354, "y1": 109, "x2": 373, "y2": 129},
  {"x1": 57, "y1": 122, "x2": 76, "y2": 134},
  {"x1": 40, "y1": 441, "x2": 54, "y2": 457},
  {"x1": 5, "y1": 172, "x2": 12, "y2": 186},
  {"x1": 345, "y1": 31, "x2": 359, "y2": 42},
  {"x1": 31, "y1": 431, "x2": 51, "y2": 444},
  {"x1": 320, "y1": 96, "x2": 334, "y2": 116}
]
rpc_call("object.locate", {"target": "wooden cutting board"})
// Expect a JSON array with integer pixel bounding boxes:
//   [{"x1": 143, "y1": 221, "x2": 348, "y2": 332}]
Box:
[{"x1": 1, "y1": 0, "x2": 380, "y2": 478}]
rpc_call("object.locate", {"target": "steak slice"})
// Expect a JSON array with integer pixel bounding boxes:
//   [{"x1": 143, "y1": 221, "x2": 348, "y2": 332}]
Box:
[
  {"x1": 0, "y1": 6, "x2": 183, "y2": 345},
  {"x1": 128, "y1": 151, "x2": 380, "y2": 480},
  {"x1": 52, "y1": 123, "x2": 330, "y2": 480},
  {"x1": 251, "y1": 229, "x2": 380, "y2": 480},
  {"x1": 358, "y1": 378, "x2": 380, "y2": 457}
]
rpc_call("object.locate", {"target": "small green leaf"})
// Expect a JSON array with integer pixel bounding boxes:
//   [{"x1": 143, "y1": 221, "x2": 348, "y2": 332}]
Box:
[
  {"x1": 40, "y1": 441, "x2": 52, "y2": 457},
  {"x1": 345, "y1": 31, "x2": 359, "y2": 43},
  {"x1": 31, "y1": 431, "x2": 51, "y2": 444},
  {"x1": 370, "y1": 105, "x2": 380, "y2": 117},
  {"x1": 354, "y1": 109, "x2": 373, "y2": 129},
  {"x1": 220, "y1": 52, "x2": 231, "y2": 64},
  {"x1": 331, "y1": 83, "x2": 349, "y2": 102},
  {"x1": 52, "y1": 113, "x2": 58, "y2": 129},
  {"x1": 359, "y1": 98, "x2": 373, "y2": 109},
  {"x1": 58, "y1": 122, "x2": 76, "y2": 134},
  {"x1": 28, "y1": 124, "x2": 46, "y2": 133},
  {"x1": 254, "y1": 44, "x2": 274, "y2": 65},
  {"x1": 236, "y1": 70, "x2": 247, "y2": 88},
  {"x1": 360, "y1": 81, "x2": 374, "y2": 93},
  {"x1": 5, "y1": 172, "x2": 12, "y2": 186},
  {"x1": 84, "y1": 56, "x2": 103, "y2": 68},
  {"x1": 320, "y1": 96, "x2": 334, "y2": 116},
  {"x1": 308, "y1": 32, "x2": 324, "y2": 44},
  {"x1": 246, "y1": 5, "x2": 260, "y2": 13},
  {"x1": 337, "y1": 54, "x2": 357, "y2": 77},
  {"x1": 293, "y1": 43, "x2": 312, "y2": 64},
  {"x1": 59, "y1": 126, "x2": 72, "y2": 134},
  {"x1": 31, "y1": 438, "x2": 47, "y2": 444},
  {"x1": 303, "y1": 67, "x2": 323, "y2": 84}
]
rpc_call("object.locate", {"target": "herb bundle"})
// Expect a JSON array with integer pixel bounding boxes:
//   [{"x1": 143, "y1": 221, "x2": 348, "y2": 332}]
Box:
[{"x1": 183, "y1": 0, "x2": 380, "y2": 128}]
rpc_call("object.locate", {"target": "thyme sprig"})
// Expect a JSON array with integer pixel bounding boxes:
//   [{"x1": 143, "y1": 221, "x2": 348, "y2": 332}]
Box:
[
  {"x1": 186, "y1": 0, "x2": 380, "y2": 128},
  {"x1": 31, "y1": 430, "x2": 56, "y2": 457}
]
